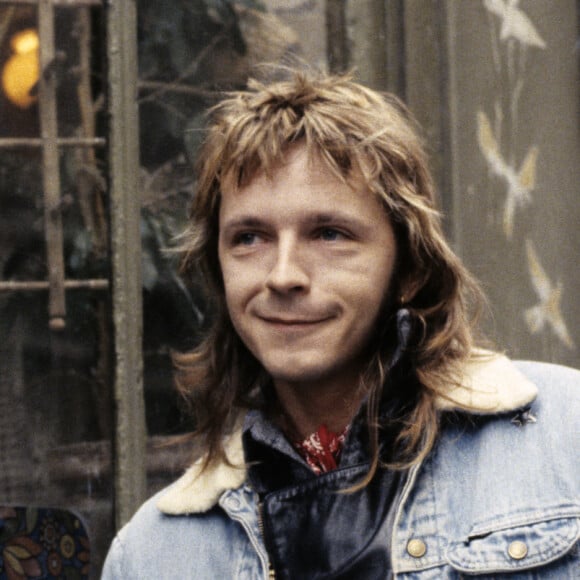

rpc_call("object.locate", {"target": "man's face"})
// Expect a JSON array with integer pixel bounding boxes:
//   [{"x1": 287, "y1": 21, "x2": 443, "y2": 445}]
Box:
[{"x1": 218, "y1": 144, "x2": 397, "y2": 394}]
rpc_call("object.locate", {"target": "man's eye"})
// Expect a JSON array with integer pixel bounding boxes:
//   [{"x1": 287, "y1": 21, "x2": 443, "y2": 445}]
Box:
[
  {"x1": 318, "y1": 228, "x2": 345, "y2": 241},
  {"x1": 233, "y1": 232, "x2": 259, "y2": 246}
]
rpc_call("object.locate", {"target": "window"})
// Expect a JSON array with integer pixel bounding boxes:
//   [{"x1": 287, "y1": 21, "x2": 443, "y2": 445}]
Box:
[{"x1": 0, "y1": 0, "x2": 117, "y2": 573}]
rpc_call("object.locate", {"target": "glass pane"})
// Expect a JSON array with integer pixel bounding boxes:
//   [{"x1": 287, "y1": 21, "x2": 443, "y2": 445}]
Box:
[{"x1": 0, "y1": 3, "x2": 111, "y2": 578}]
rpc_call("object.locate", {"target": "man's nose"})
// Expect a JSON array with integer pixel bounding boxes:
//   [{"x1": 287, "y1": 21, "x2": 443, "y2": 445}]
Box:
[{"x1": 265, "y1": 236, "x2": 310, "y2": 293}]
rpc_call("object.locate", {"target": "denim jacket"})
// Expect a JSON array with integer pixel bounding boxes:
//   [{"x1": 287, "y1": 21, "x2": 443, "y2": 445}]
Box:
[{"x1": 102, "y1": 355, "x2": 580, "y2": 578}]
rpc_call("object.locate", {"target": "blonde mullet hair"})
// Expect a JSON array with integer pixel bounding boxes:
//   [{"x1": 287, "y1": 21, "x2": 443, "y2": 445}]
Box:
[{"x1": 175, "y1": 69, "x2": 485, "y2": 476}]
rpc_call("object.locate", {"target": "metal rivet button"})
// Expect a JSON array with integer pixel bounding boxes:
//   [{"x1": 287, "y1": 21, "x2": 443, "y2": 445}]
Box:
[
  {"x1": 407, "y1": 539, "x2": 427, "y2": 558},
  {"x1": 508, "y1": 540, "x2": 528, "y2": 560}
]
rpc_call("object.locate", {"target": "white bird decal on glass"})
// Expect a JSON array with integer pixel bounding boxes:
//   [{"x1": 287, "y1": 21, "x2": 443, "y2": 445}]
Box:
[
  {"x1": 483, "y1": 0, "x2": 546, "y2": 48},
  {"x1": 524, "y1": 239, "x2": 575, "y2": 349},
  {"x1": 476, "y1": 111, "x2": 538, "y2": 238}
]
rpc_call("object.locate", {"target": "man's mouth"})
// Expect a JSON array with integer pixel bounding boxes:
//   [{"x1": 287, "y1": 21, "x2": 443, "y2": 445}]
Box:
[{"x1": 258, "y1": 315, "x2": 331, "y2": 327}]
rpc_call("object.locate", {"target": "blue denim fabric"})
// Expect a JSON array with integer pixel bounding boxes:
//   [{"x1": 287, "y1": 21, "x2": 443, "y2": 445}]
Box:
[
  {"x1": 391, "y1": 361, "x2": 580, "y2": 578},
  {"x1": 102, "y1": 484, "x2": 269, "y2": 579},
  {"x1": 102, "y1": 361, "x2": 580, "y2": 578}
]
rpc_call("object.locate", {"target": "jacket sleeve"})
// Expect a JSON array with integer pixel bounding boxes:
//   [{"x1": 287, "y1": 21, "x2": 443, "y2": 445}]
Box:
[{"x1": 101, "y1": 535, "x2": 127, "y2": 579}]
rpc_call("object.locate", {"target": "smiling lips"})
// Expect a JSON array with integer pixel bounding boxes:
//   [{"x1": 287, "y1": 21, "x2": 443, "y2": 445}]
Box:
[{"x1": 258, "y1": 315, "x2": 331, "y2": 327}]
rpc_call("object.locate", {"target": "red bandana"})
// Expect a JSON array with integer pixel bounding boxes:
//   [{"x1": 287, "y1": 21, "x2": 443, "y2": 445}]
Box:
[{"x1": 293, "y1": 424, "x2": 350, "y2": 475}]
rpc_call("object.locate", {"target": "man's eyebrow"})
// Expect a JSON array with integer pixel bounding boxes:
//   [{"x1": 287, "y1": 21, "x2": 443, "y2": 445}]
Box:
[
  {"x1": 220, "y1": 212, "x2": 372, "y2": 233},
  {"x1": 312, "y1": 212, "x2": 352, "y2": 223},
  {"x1": 220, "y1": 216, "x2": 267, "y2": 232},
  {"x1": 309, "y1": 212, "x2": 370, "y2": 228}
]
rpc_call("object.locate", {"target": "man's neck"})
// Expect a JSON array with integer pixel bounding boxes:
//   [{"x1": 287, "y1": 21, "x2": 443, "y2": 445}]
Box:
[{"x1": 272, "y1": 375, "x2": 364, "y2": 439}]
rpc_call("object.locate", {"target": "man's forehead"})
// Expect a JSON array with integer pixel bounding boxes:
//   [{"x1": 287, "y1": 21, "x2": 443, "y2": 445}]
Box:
[{"x1": 221, "y1": 144, "x2": 369, "y2": 198}]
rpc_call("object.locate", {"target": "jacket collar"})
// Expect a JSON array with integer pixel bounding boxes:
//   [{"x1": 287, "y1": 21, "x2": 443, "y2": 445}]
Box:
[{"x1": 157, "y1": 351, "x2": 537, "y2": 516}]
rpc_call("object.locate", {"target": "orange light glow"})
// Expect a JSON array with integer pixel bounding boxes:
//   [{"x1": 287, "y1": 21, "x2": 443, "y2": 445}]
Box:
[{"x1": 2, "y1": 29, "x2": 40, "y2": 109}]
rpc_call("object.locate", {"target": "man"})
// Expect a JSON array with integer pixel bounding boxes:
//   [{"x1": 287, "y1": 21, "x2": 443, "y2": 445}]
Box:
[{"x1": 103, "y1": 71, "x2": 580, "y2": 578}]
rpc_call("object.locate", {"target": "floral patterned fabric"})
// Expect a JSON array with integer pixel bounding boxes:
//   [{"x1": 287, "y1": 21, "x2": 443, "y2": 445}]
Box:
[
  {"x1": 0, "y1": 506, "x2": 90, "y2": 579},
  {"x1": 293, "y1": 424, "x2": 350, "y2": 475}
]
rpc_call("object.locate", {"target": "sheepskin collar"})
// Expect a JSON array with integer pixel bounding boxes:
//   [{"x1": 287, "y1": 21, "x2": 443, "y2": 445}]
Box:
[{"x1": 157, "y1": 352, "x2": 537, "y2": 516}]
